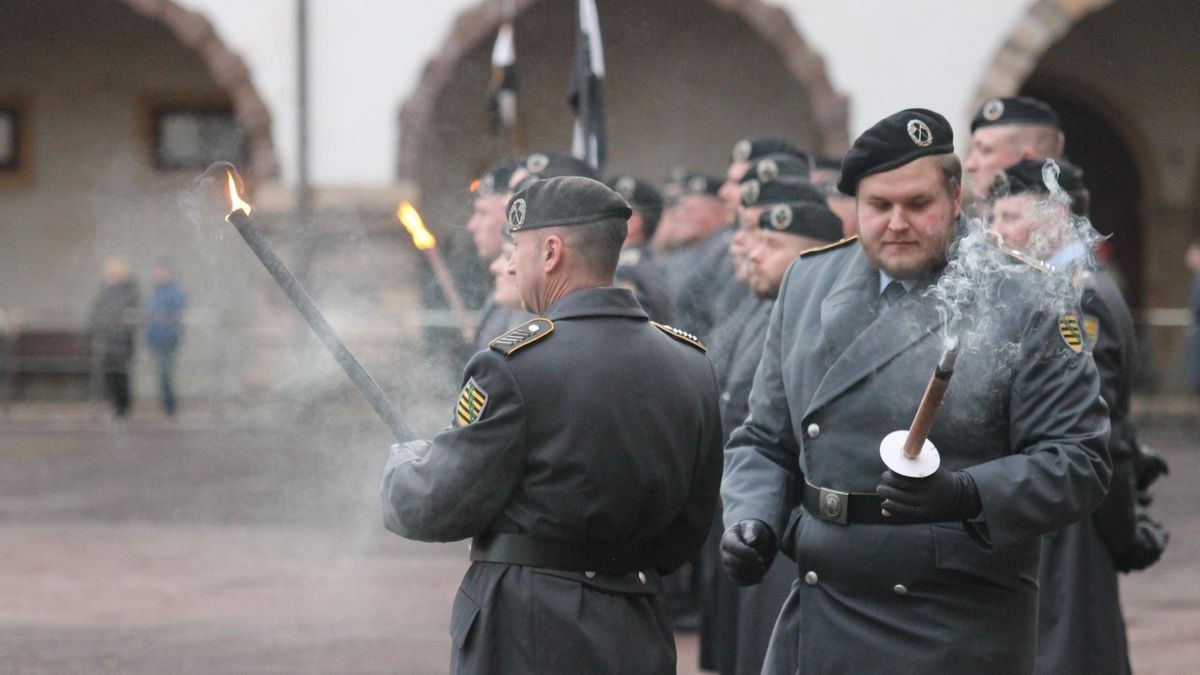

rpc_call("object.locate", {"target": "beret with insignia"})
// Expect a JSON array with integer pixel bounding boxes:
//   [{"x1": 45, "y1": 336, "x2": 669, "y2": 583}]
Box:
[
  {"x1": 994, "y1": 158, "x2": 1085, "y2": 198},
  {"x1": 506, "y1": 176, "x2": 632, "y2": 233},
  {"x1": 971, "y1": 96, "x2": 1060, "y2": 133},
  {"x1": 663, "y1": 172, "x2": 722, "y2": 206},
  {"x1": 741, "y1": 177, "x2": 825, "y2": 208},
  {"x1": 512, "y1": 150, "x2": 600, "y2": 192},
  {"x1": 759, "y1": 201, "x2": 844, "y2": 242},
  {"x1": 741, "y1": 153, "x2": 811, "y2": 185},
  {"x1": 730, "y1": 136, "x2": 811, "y2": 169},
  {"x1": 605, "y1": 174, "x2": 663, "y2": 212},
  {"x1": 473, "y1": 159, "x2": 520, "y2": 198},
  {"x1": 837, "y1": 108, "x2": 955, "y2": 196}
]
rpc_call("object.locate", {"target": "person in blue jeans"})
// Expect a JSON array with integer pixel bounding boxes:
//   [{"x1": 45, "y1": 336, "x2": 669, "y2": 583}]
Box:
[{"x1": 144, "y1": 258, "x2": 186, "y2": 416}]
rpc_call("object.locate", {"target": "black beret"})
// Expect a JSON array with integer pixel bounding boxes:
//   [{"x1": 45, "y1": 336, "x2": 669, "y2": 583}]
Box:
[
  {"x1": 993, "y1": 158, "x2": 1085, "y2": 198},
  {"x1": 473, "y1": 159, "x2": 520, "y2": 197},
  {"x1": 837, "y1": 108, "x2": 955, "y2": 196},
  {"x1": 663, "y1": 172, "x2": 722, "y2": 205},
  {"x1": 758, "y1": 201, "x2": 844, "y2": 242},
  {"x1": 520, "y1": 150, "x2": 599, "y2": 181},
  {"x1": 741, "y1": 177, "x2": 826, "y2": 208},
  {"x1": 971, "y1": 96, "x2": 1060, "y2": 133},
  {"x1": 605, "y1": 175, "x2": 663, "y2": 211},
  {"x1": 812, "y1": 155, "x2": 844, "y2": 172},
  {"x1": 730, "y1": 136, "x2": 811, "y2": 169},
  {"x1": 505, "y1": 176, "x2": 632, "y2": 233},
  {"x1": 739, "y1": 154, "x2": 812, "y2": 185}
]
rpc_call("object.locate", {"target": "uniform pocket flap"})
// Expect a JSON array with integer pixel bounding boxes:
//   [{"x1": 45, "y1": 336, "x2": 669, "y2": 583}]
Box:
[
  {"x1": 449, "y1": 588, "x2": 481, "y2": 649},
  {"x1": 932, "y1": 523, "x2": 1038, "y2": 591}
]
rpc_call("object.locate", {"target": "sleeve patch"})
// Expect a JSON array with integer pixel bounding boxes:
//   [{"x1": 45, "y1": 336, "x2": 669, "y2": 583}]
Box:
[
  {"x1": 1059, "y1": 313, "x2": 1084, "y2": 353},
  {"x1": 652, "y1": 321, "x2": 707, "y2": 353},
  {"x1": 454, "y1": 377, "x2": 489, "y2": 427},
  {"x1": 489, "y1": 318, "x2": 555, "y2": 356}
]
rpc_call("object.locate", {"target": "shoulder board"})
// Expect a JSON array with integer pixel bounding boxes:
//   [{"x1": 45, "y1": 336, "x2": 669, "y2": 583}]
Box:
[
  {"x1": 651, "y1": 321, "x2": 707, "y2": 353},
  {"x1": 799, "y1": 235, "x2": 858, "y2": 258},
  {"x1": 489, "y1": 318, "x2": 555, "y2": 356}
]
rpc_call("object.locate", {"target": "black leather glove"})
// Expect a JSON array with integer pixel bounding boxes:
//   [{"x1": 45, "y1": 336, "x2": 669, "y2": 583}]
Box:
[
  {"x1": 720, "y1": 519, "x2": 778, "y2": 586},
  {"x1": 1134, "y1": 444, "x2": 1169, "y2": 493},
  {"x1": 1115, "y1": 513, "x2": 1169, "y2": 572},
  {"x1": 877, "y1": 467, "x2": 982, "y2": 523}
]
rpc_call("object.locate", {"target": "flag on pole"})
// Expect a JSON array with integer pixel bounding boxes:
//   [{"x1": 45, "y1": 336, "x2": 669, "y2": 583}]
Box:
[
  {"x1": 489, "y1": 22, "x2": 518, "y2": 135},
  {"x1": 568, "y1": 0, "x2": 606, "y2": 173}
]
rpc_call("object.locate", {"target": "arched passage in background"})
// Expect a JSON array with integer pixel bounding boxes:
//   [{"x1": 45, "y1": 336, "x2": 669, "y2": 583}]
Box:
[
  {"x1": 973, "y1": 0, "x2": 1200, "y2": 390},
  {"x1": 397, "y1": 0, "x2": 849, "y2": 301}
]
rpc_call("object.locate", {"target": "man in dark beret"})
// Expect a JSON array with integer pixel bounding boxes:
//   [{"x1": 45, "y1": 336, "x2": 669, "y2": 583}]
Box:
[
  {"x1": 468, "y1": 160, "x2": 533, "y2": 350},
  {"x1": 810, "y1": 155, "x2": 858, "y2": 237},
  {"x1": 653, "y1": 172, "x2": 731, "y2": 337},
  {"x1": 965, "y1": 96, "x2": 1065, "y2": 204},
  {"x1": 990, "y1": 157, "x2": 1168, "y2": 675},
  {"x1": 508, "y1": 149, "x2": 599, "y2": 192},
  {"x1": 382, "y1": 176, "x2": 724, "y2": 675},
  {"x1": 720, "y1": 108, "x2": 1110, "y2": 673},
  {"x1": 607, "y1": 174, "x2": 676, "y2": 322}
]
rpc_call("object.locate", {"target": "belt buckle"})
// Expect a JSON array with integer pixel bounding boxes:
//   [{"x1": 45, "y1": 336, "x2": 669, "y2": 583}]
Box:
[{"x1": 818, "y1": 487, "x2": 849, "y2": 525}]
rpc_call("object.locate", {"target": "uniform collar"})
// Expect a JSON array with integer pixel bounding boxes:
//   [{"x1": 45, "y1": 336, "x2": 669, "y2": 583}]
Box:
[{"x1": 544, "y1": 286, "x2": 649, "y2": 321}]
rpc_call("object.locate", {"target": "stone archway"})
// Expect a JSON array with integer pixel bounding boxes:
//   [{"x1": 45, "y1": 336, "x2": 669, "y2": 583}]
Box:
[
  {"x1": 117, "y1": 0, "x2": 279, "y2": 180},
  {"x1": 397, "y1": 0, "x2": 850, "y2": 181}
]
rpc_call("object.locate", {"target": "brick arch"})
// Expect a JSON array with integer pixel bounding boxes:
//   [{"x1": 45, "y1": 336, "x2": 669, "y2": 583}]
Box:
[
  {"x1": 970, "y1": 0, "x2": 1118, "y2": 111},
  {"x1": 397, "y1": 0, "x2": 850, "y2": 179},
  {"x1": 118, "y1": 0, "x2": 279, "y2": 180}
]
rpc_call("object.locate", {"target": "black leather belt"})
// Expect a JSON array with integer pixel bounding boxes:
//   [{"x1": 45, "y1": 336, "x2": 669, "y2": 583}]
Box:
[
  {"x1": 470, "y1": 532, "x2": 655, "y2": 575},
  {"x1": 802, "y1": 479, "x2": 893, "y2": 525}
]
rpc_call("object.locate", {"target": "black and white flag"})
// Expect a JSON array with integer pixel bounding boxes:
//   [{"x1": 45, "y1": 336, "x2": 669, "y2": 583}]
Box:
[
  {"x1": 489, "y1": 22, "x2": 517, "y2": 134},
  {"x1": 568, "y1": 0, "x2": 606, "y2": 172}
]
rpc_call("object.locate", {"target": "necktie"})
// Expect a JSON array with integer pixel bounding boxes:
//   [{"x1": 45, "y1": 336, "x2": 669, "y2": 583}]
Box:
[{"x1": 880, "y1": 280, "x2": 907, "y2": 311}]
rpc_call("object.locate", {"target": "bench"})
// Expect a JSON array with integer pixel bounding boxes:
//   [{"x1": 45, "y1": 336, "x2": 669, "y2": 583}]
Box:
[{"x1": 1, "y1": 329, "x2": 97, "y2": 400}]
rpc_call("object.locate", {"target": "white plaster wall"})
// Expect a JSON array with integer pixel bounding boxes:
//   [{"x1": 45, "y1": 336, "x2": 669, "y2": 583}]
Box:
[{"x1": 178, "y1": 0, "x2": 1034, "y2": 186}]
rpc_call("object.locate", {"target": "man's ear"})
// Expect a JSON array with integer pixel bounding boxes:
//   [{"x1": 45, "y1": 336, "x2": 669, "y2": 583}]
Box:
[{"x1": 543, "y1": 234, "x2": 565, "y2": 274}]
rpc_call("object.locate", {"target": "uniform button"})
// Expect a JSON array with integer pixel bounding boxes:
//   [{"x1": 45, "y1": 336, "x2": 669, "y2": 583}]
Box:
[
  {"x1": 721, "y1": 391, "x2": 731, "y2": 402},
  {"x1": 584, "y1": 571, "x2": 596, "y2": 579},
  {"x1": 638, "y1": 571, "x2": 647, "y2": 584},
  {"x1": 804, "y1": 571, "x2": 818, "y2": 586},
  {"x1": 893, "y1": 584, "x2": 908, "y2": 595},
  {"x1": 806, "y1": 423, "x2": 821, "y2": 439}
]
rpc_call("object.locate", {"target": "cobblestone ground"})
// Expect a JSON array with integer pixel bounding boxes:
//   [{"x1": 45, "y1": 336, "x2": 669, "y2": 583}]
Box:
[{"x1": 0, "y1": 406, "x2": 1195, "y2": 674}]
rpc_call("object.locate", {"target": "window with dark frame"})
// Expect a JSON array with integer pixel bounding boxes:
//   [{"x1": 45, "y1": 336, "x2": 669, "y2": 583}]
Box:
[
  {"x1": 0, "y1": 108, "x2": 19, "y2": 171},
  {"x1": 152, "y1": 108, "x2": 247, "y2": 171}
]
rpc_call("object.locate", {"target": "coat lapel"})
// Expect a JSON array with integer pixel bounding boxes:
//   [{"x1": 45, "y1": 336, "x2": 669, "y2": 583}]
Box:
[{"x1": 806, "y1": 260, "x2": 945, "y2": 416}]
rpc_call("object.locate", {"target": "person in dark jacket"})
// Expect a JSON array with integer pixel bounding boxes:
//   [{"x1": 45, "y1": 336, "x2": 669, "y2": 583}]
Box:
[
  {"x1": 89, "y1": 256, "x2": 140, "y2": 417},
  {"x1": 144, "y1": 257, "x2": 186, "y2": 416},
  {"x1": 381, "y1": 176, "x2": 724, "y2": 674}
]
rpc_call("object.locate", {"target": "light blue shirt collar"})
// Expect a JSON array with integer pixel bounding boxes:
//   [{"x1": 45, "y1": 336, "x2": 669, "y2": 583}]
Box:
[
  {"x1": 878, "y1": 271, "x2": 917, "y2": 295},
  {"x1": 1045, "y1": 240, "x2": 1088, "y2": 269}
]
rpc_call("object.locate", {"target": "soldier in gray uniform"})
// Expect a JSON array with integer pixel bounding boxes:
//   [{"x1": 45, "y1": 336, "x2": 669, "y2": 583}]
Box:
[
  {"x1": 720, "y1": 109, "x2": 1111, "y2": 674},
  {"x1": 381, "y1": 176, "x2": 724, "y2": 675},
  {"x1": 468, "y1": 160, "x2": 532, "y2": 349},
  {"x1": 989, "y1": 158, "x2": 1167, "y2": 675},
  {"x1": 606, "y1": 174, "x2": 676, "y2": 322}
]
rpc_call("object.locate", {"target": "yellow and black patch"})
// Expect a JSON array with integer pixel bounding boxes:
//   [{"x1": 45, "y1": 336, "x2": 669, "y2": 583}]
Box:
[
  {"x1": 799, "y1": 235, "x2": 858, "y2": 258},
  {"x1": 1059, "y1": 313, "x2": 1084, "y2": 353},
  {"x1": 454, "y1": 377, "x2": 488, "y2": 427},
  {"x1": 1083, "y1": 315, "x2": 1100, "y2": 346},
  {"x1": 652, "y1": 321, "x2": 707, "y2": 353},
  {"x1": 489, "y1": 318, "x2": 554, "y2": 356}
]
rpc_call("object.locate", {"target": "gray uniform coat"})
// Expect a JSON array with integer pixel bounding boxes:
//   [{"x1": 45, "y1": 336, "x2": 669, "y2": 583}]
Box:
[
  {"x1": 473, "y1": 296, "x2": 532, "y2": 352},
  {"x1": 1036, "y1": 268, "x2": 1138, "y2": 675},
  {"x1": 382, "y1": 287, "x2": 724, "y2": 675},
  {"x1": 722, "y1": 241, "x2": 1111, "y2": 674},
  {"x1": 615, "y1": 245, "x2": 677, "y2": 323}
]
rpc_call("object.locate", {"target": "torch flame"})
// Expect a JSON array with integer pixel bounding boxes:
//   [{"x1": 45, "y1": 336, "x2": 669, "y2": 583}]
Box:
[
  {"x1": 397, "y1": 201, "x2": 436, "y2": 251},
  {"x1": 226, "y1": 171, "x2": 252, "y2": 215}
]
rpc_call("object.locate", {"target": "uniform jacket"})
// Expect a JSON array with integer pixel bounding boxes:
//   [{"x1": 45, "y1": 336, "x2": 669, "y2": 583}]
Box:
[
  {"x1": 382, "y1": 287, "x2": 724, "y2": 675},
  {"x1": 473, "y1": 296, "x2": 531, "y2": 352},
  {"x1": 1036, "y1": 267, "x2": 1138, "y2": 675},
  {"x1": 722, "y1": 242, "x2": 1110, "y2": 674},
  {"x1": 615, "y1": 245, "x2": 676, "y2": 324}
]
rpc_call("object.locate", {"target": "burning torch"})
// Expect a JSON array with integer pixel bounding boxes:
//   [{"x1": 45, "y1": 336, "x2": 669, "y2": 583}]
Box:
[
  {"x1": 396, "y1": 202, "x2": 476, "y2": 345},
  {"x1": 879, "y1": 336, "x2": 960, "y2": 478},
  {"x1": 203, "y1": 162, "x2": 414, "y2": 443}
]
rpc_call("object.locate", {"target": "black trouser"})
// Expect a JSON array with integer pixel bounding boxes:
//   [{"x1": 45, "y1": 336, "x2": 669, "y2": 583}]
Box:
[
  {"x1": 153, "y1": 348, "x2": 178, "y2": 415},
  {"x1": 104, "y1": 371, "x2": 131, "y2": 416}
]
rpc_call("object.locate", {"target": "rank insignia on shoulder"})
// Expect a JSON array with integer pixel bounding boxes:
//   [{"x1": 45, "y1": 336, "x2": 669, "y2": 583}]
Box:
[
  {"x1": 652, "y1": 321, "x2": 707, "y2": 353},
  {"x1": 489, "y1": 318, "x2": 554, "y2": 356},
  {"x1": 455, "y1": 377, "x2": 488, "y2": 427},
  {"x1": 1059, "y1": 313, "x2": 1084, "y2": 353},
  {"x1": 799, "y1": 235, "x2": 858, "y2": 258},
  {"x1": 1083, "y1": 314, "x2": 1099, "y2": 345}
]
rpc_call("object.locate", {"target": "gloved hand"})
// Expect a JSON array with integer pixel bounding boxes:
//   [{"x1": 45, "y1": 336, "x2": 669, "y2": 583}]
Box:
[
  {"x1": 385, "y1": 440, "x2": 431, "y2": 471},
  {"x1": 876, "y1": 466, "x2": 982, "y2": 523},
  {"x1": 1134, "y1": 444, "x2": 1169, "y2": 493},
  {"x1": 1115, "y1": 513, "x2": 1169, "y2": 572},
  {"x1": 720, "y1": 519, "x2": 778, "y2": 586}
]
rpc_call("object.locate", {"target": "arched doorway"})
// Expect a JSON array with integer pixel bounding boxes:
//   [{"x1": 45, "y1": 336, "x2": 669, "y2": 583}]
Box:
[
  {"x1": 397, "y1": 0, "x2": 849, "y2": 302},
  {"x1": 973, "y1": 0, "x2": 1200, "y2": 391}
]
